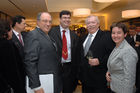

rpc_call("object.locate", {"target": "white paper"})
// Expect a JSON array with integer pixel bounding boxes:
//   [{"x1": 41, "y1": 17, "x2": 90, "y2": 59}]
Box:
[{"x1": 26, "y1": 74, "x2": 54, "y2": 93}]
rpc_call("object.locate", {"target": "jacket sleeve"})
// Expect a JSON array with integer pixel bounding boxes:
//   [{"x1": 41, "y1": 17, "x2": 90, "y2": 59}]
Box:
[{"x1": 24, "y1": 31, "x2": 41, "y2": 89}]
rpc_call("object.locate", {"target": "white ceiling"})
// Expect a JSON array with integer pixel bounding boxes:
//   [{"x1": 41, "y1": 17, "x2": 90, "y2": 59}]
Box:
[
  {"x1": 47, "y1": 0, "x2": 93, "y2": 12},
  {"x1": 0, "y1": 0, "x2": 116, "y2": 20},
  {"x1": 0, "y1": 0, "x2": 47, "y2": 19},
  {"x1": 0, "y1": 0, "x2": 139, "y2": 28}
]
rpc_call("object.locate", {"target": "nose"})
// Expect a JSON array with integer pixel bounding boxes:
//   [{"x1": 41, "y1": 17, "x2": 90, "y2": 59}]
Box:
[{"x1": 114, "y1": 33, "x2": 118, "y2": 37}]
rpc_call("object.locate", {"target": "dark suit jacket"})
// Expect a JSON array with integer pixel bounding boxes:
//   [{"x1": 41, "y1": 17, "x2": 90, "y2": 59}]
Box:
[
  {"x1": 126, "y1": 35, "x2": 140, "y2": 88},
  {"x1": 0, "y1": 39, "x2": 26, "y2": 93},
  {"x1": 24, "y1": 27, "x2": 62, "y2": 93},
  {"x1": 49, "y1": 26, "x2": 79, "y2": 74},
  {"x1": 49, "y1": 26, "x2": 79, "y2": 91},
  {"x1": 78, "y1": 30, "x2": 115, "y2": 88},
  {"x1": 49, "y1": 26, "x2": 78, "y2": 63},
  {"x1": 125, "y1": 35, "x2": 140, "y2": 47},
  {"x1": 12, "y1": 32, "x2": 26, "y2": 88},
  {"x1": 12, "y1": 32, "x2": 24, "y2": 59}
]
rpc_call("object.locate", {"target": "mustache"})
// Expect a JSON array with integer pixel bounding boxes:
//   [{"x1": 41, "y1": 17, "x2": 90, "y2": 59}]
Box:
[{"x1": 87, "y1": 25, "x2": 96, "y2": 29}]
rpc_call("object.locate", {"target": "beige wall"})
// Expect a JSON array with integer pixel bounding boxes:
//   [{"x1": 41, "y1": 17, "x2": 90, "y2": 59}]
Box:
[
  {"x1": 50, "y1": 0, "x2": 140, "y2": 31},
  {"x1": 102, "y1": 0, "x2": 140, "y2": 30}
]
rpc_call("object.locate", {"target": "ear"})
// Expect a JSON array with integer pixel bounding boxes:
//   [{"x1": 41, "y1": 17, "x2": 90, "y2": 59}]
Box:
[
  {"x1": 124, "y1": 33, "x2": 127, "y2": 37},
  {"x1": 15, "y1": 22, "x2": 19, "y2": 25}
]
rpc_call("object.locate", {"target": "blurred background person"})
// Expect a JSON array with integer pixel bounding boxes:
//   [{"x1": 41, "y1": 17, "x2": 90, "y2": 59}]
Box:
[
  {"x1": 125, "y1": 25, "x2": 140, "y2": 93},
  {"x1": 106, "y1": 22, "x2": 138, "y2": 93},
  {"x1": 126, "y1": 25, "x2": 140, "y2": 47},
  {"x1": 0, "y1": 19, "x2": 26, "y2": 93},
  {"x1": 11, "y1": 15, "x2": 27, "y2": 91}
]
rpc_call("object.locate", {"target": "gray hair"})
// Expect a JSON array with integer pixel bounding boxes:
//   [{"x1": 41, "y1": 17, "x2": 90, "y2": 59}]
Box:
[
  {"x1": 85, "y1": 15, "x2": 100, "y2": 24},
  {"x1": 37, "y1": 12, "x2": 51, "y2": 21}
]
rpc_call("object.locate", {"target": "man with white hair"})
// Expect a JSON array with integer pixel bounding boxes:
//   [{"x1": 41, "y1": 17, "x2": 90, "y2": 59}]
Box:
[{"x1": 78, "y1": 15, "x2": 115, "y2": 93}]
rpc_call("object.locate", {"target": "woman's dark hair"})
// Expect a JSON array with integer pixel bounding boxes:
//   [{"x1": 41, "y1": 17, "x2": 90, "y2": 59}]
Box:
[
  {"x1": 0, "y1": 19, "x2": 11, "y2": 39},
  {"x1": 110, "y1": 22, "x2": 128, "y2": 34},
  {"x1": 59, "y1": 10, "x2": 71, "y2": 18}
]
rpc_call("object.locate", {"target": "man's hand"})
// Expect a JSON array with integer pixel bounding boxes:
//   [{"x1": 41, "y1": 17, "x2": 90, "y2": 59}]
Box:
[
  {"x1": 88, "y1": 58, "x2": 100, "y2": 66},
  {"x1": 34, "y1": 88, "x2": 44, "y2": 93}
]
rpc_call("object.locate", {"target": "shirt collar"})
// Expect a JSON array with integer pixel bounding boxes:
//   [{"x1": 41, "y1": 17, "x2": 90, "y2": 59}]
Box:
[
  {"x1": 88, "y1": 29, "x2": 98, "y2": 37},
  {"x1": 12, "y1": 29, "x2": 20, "y2": 36},
  {"x1": 59, "y1": 25, "x2": 69, "y2": 33}
]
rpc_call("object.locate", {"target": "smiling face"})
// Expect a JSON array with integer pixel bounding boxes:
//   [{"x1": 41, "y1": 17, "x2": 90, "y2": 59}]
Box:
[
  {"x1": 60, "y1": 14, "x2": 71, "y2": 29},
  {"x1": 111, "y1": 27, "x2": 127, "y2": 47},
  {"x1": 37, "y1": 13, "x2": 52, "y2": 34},
  {"x1": 86, "y1": 16, "x2": 99, "y2": 34}
]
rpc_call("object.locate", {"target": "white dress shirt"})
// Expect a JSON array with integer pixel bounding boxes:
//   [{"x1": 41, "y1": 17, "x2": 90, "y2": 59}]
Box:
[
  {"x1": 83, "y1": 29, "x2": 98, "y2": 48},
  {"x1": 60, "y1": 25, "x2": 71, "y2": 63}
]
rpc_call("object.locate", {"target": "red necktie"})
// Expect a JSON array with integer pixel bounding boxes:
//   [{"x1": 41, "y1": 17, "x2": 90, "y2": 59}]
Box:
[
  {"x1": 62, "y1": 30, "x2": 68, "y2": 60},
  {"x1": 18, "y1": 33, "x2": 23, "y2": 46}
]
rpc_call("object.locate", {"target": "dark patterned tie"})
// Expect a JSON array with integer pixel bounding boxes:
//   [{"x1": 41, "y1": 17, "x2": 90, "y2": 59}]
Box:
[
  {"x1": 62, "y1": 30, "x2": 68, "y2": 60},
  {"x1": 18, "y1": 33, "x2": 23, "y2": 46}
]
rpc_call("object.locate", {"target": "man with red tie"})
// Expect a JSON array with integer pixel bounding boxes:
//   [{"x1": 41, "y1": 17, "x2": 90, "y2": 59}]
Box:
[{"x1": 49, "y1": 10, "x2": 79, "y2": 93}]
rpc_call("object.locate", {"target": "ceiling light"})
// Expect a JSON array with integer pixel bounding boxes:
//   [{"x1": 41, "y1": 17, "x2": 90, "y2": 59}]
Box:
[
  {"x1": 122, "y1": 10, "x2": 140, "y2": 18},
  {"x1": 73, "y1": 8, "x2": 91, "y2": 17},
  {"x1": 94, "y1": 0, "x2": 120, "y2": 3}
]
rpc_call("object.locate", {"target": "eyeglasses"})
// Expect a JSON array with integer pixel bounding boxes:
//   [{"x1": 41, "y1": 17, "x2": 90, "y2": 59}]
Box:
[
  {"x1": 61, "y1": 17, "x2": 71, "y2": 20},
  {"x1": 40, "y1": 20, "x2": 52, "y2": 24}
]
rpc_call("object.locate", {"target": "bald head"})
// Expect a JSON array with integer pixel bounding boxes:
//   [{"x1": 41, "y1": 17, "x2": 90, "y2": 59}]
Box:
[{"x1": 37, "y1": 12, "x2": 52, "y2": 34}]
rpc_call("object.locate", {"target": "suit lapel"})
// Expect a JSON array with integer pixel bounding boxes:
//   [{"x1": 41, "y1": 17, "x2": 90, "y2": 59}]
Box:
[
  {"x1": 36, "y1": 28, "x2": 57, "y2": 51},
  {"x1": 12, "y1": 32, "x2": 24, "y2": 59},
  {"x1": 108, "y1": 40, "x2": 125, "y2": 63},
  {"x1": 12, "y1": 33, "x2": 23, "y2": 49},
  {"x1": 56, "y1": 26, "x2": 62, "y2": 41},
  {"x1": 36, "y1": 27, "x2": 51, "y2": 41},
  {"x1": 70, "y1": 31, "x2": 74, "y2": 48},
  {"x1": 90, "y1": 30, "x2": 102, "y2": 48},
  {"x1": 81, "y1": 34, "x2": 88, "y2": 56},
  {"x1": 55, "y1": 26, "x2": 63, "y2": 49}
]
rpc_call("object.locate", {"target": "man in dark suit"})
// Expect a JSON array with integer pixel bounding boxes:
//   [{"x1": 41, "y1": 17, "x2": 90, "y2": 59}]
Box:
[
  {"x1": 24, "y1": 12, "x2": 62, "y2": 93},
  {"x1": 12, "y1": 15, "x2": 26, "y2": 59},
  {"x1": 49, "y1": 10, "x2": 79, "y2": 93},
  {"x1": 125, "y1": 26, "x2": 140, "y2": 93},
  {"x1": 0, "y1": 19, "x2": 26, "y2": 93},
  {"x1": 11, "y1": 15, "x2": 27, "y2": 93},
  {"x1": 78, "y1": 15, "x2": 115, "y2": 93},
  {"x1": 126, "y1": 26, "x2": 140, "y2": 47}
]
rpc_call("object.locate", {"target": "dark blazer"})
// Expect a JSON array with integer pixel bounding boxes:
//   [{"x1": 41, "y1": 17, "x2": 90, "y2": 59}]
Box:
[
  {"x1": 78, "y1": 30, "x2": 115, "y2": 88},
  {"x1": 12, "y1": 31, "x2": 27, "y2": 60},
  {"x1": 12, "y1": 32, "x2": 26, "y2": 88},
  {"x1": 24, "y1": 27, "x2": 62, "y2": 93},
  {"x1": 0, "y1": 39, "x2": 26, "y2": 93},
  {"x1": 126, "y1": 35, "x2": 140, "y2": 90},
  {"x1": 125, "y1": 35, "x2": 140, "y2": 47},
  {"x1": 49, "y1": 26, "x2": 78, "y2": 64},
  {"x1": 49, "y1": 26, "x2": 79, "y2": 91},
  {"x1": 49, "y1": 26, "x2": 79, "y2": 75}
]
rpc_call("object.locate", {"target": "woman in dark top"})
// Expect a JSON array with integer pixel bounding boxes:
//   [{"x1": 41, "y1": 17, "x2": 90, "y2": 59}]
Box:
[{"x1": 0, "y1": 19, "x2": 26, "y2": 93}]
